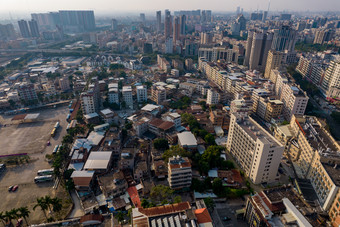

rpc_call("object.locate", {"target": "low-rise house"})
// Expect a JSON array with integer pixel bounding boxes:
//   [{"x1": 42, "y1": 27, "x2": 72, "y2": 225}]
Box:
[
  {"x1": 98, "y1": 171, "x2": 128, "y2": 199},
  {"x1": 83, "y1": 151, "x2": 113, "y2": 173},
  {"x1": 177, "y1": 131, "x2": 198, "y2": 150},
  {"x1": 71, "y1": 170, "x2": 95, "y2": 191}
]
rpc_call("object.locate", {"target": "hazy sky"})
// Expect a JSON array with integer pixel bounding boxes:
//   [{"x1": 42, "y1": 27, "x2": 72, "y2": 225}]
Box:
[{"x1": 1, "y1": 0, "x2": 339, "y2": 15}]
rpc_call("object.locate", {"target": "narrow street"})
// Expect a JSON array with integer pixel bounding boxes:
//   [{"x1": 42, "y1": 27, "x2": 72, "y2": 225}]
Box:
[{"x1": 68, "y1": 191, "x2": 85, "y2": 218}]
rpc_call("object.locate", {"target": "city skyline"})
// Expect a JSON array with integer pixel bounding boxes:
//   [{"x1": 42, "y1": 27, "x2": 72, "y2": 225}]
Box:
[{"x1": 0, "y1": 0, "x2": 340, "y2": 17}]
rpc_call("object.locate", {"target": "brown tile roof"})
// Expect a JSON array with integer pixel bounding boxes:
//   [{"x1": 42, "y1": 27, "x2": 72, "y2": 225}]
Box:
[
  {"x1": 149, "y1": 118, "x2": 164, "y2": 127},
  {"x1": 158, "y1": 121, "x2": 174, "y2": 131},
  {"x1": 79, "y1": 214, "x2": 103, "y2": 224},
  {"x1": 195, "y1": 208, "x2": 212, "y2": 224},
  {"x1": 138, "y1": 202, "x2": 191, "y2": 217},
  {"x1": 11, "y1": 114, "x2": 27, "y2": 121}
]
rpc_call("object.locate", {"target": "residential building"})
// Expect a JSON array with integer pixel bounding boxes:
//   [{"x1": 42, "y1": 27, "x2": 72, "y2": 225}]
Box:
[
  {"x1": 136, "y1": 85, "x2": 147, "y2": 103},
  {"x1": 244, "y1": 30, "x2": 273, "y2": 71},
  {"x1": 108, "y1": 83, "x2": 119, "y2": 105},
  {"x1": 164, "y1": 9, "x2": 171, "y2": 38},
  {"x1": 157, "y1": 55, "x2": 171, "y2": 72},
  {"x1": 321, "y1": 59, "x2": 340, "y2": 98},
  {"x1": 168, "y1": 156, "x2": 192, "y2": 189},
  {"x1": 122, "y1": 86, "x2": 133, "y2": 109},
  {"x1": 207, "y1": 89, "x2": 219, "y2": 105},
  {"x1": 264, "y1": 50, "x2": 285, "y2": 79},
  {"x1": 162, "y1": 112, "x2": 181, "y2": 128},
  {"x1": 177, "y1": 131, "x2": 197, "y2": 150},
  {"x1": 151, "y1": 85, "x2": 166, "y2": 104},
  {"x1": 314, "y1": 29, "x2": 334, "y2": 45},
  {"x1": 131, "y1": 202, "x2": 194, "y2": 226},
  {"x1": 17, "y1": 82, "x2": 38, "y2": 101},
  {"x1": 280, "y1": 84, "x2": 309, "y2": 121},
  {"x1": 59, "y1": 76, "x2": 70, "y2": 91},
  {"x1": 156, "y1": 11, "x2": 162, "y2": 32},
  {"x1": 28, "y1": 19, "x2": 39, "y2": 37},
  {"x1": 226, "y1": 113, "x2": 284, "y2": 184},
  {"x1": 173, "y1": 16, "x2": 180, "y2": 44},
  {"x1": 18, "y1": 20, "x2": 30, "y2": 38},
  {"x1": 81, "y1": 84, "x2": 100, "y2": 115}
]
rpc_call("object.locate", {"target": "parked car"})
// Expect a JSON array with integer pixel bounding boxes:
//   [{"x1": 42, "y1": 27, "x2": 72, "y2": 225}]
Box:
[
  {"x1": 8, "y1": 185, "x2": 14, "y2": 192},
  {"x1": 12, "y1": 185, "x2": 19, "y2": 192},
  {"x1": 16, "y1": 219, "x2": 23, "y2": 227},
  {"x1": 223, "y1": 217, "x2": 231, "y2": 221},
  {"x1": 47, "y1": 141, "x2": 51, "y2": 146}
]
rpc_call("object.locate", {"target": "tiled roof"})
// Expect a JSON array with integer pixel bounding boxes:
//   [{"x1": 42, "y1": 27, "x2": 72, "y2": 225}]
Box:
[
  {"x1": 138, "y1": 202, "x2": 191, "y2": 217},
  {"x1": 195, "y1": 208, "x2": 212, "y2": 224}
]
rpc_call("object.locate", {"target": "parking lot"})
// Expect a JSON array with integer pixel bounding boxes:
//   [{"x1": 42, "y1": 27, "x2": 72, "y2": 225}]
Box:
[{"x1": 0, "y1": 106, "x2": 70, "y2": 224}]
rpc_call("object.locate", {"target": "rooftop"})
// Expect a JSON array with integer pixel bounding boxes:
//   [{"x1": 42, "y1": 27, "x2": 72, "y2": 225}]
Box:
[
  {"x1": 177, "y1": 131, "x2": 197, "y2": 147},
  {"x1": 83, "y1": 151, "x2": 112, "y2": 170}
]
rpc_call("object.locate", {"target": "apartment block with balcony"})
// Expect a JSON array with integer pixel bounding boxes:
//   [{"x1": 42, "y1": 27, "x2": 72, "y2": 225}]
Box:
[
  {"x1": 226, "y1": 113, "x2": 284, "y2": 184},
  {"x1": 168, "y1": 156, "x2": 192, "y2": 189}
]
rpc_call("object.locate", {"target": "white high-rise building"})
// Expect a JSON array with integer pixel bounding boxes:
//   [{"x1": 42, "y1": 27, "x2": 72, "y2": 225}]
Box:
[
  {"x1": 136, "y1": 85, "x2": 147, "y2": 103},
  {"x1": 81, "y1": 82, "x2": 100, "y2": 115},
  {"x1": 122, "y1": 86, "x2": 133, "y2": 109},
  {"x1": 280, "y1": 84, "x2": 309, "y2": 121},
  {"x1": 108, "y1": 83, "x2": 119, "y2": 105},
  {"x1": 227, "y1": 113, "x2": 284, "y2": 184},
  {"x1": 321, "y1": 60, "x2": 340, "y2": 98},
  {"x1": 207, "y1": 89, "x2": 219, "y2": 105}
]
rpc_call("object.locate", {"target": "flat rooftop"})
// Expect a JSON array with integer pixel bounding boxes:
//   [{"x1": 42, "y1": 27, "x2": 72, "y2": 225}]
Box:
[{"x1": 236, "y1": 115, "x2": 282, "y2": 147}]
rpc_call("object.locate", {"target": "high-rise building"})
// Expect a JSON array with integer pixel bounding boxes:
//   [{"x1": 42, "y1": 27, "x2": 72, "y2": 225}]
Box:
[
  {"x1": 313, "y1": 29, "x2": 334, "y2": 45},
  {"x1": 321, "y1": 60, "x2": 340, "y2": 97},
  {"x1": 136, "y1": 85, "x2": 147, "y2": 103},
  {"x1": 156, "y1": 11, "x2": 162, "y2": 32},
  {"x1": 271, "y1": 25, "x2": 296, "y2": 52},
  {"x1": 262, "y1": 11, "x2": 268, "y2": 22},
  {"x1": 227, "y1": 113, "x2": 284, "y2": 184},
  {"x1": 165, "y1": 37, "x2": 173, "y2": 54},
  {"x1": 140, "y1": 13, "x2": 145, "y2": 22},
  {"x1": 0, "y1": 24, "x2": 16, "y2": 40},
  {"x1": 59, "y1": 10, "x2": 95, "y2": 32},
  {"x1": 164, "y1": 10, "x2": 171, "y2": 38},
  {"x1": 245, "y1": 31, "x2": 273, "y2": 71},
  {"x1": 18, "y1": 20, "x2": 31, "y2": 38},
  {"x1": 264, "y1": 50, "x2": 285, "y2": 79},
  {"x1": 200, "y1": 32, "x2": 213, "y2": 44},
  {"x1": 173, "y1": 16, "x2": 180, "y2": 44},
  {"x1": 280, "y1": 84, "x2": 309, "y2": 120},
  {"x1": 122, "y1": 86, "x2": 133, "y2": 109},
  {"x1": 81, "y1": 82, "x2": 100, "y2": 115},
  {"x1": 236, "y1": 6, "x2": 240, "y2": 15},
  {"x1": 29, "y1": 19, "x2": 40, "y2": 37},
  {"x1": 111, "y1": 19, "x2": 118, "y2": 31},
  {"x1": 168, "y1": 156, "x2": 192, "y2": 189},
  {"x1": 236, "y1": 14, "x2": 246, "y2": 31},
  {"x1": 180, "y1": 15, "x2": 186, "y2": 35}
]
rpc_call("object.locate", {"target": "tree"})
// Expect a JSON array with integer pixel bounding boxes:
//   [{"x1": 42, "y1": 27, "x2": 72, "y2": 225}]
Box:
[
  {"x1": 150, "y1": 185, "x2": 174, "y2": 203},
  {"x1": 331, "y1": 111, "x2": 340, "y2": 124},
  {"x1": 34, "y1": 197, "x2": 48, "y2": 220},
  {"x1": 153, "y1": 138, "x2": 169, "y2": 150},
  {"x1": 8, "y1": 99, "x2": 15, "y2": 107},
  {"x1": 141, "y1": 199, "x2": 150, "y2": 208},
  {"x1": 162, "y1": 145, "x2": 191, "y2": 163},
  {"x1": 51, "y1": 197, "x2": 62, "y2": 213},
  {"x1": 173, "y1": 195, "x2": 182, "y2": 204},
  {"x1": 204, "y1": 134, "x2": 216, "y2": 146},
  {"x1": 115, "y1": 211, "x2": 125, "y2": 224},
  {"x1": 212, "y1": 178, "x2": 224, "y2": 197},
  {"x1": 4, "y1": 209, "x2": 17, "y2": 226},
  {"x1": 17, "y1": 206, "x2": 30, "y2": 226},
  {"x1": 204, "y1": 197, "x2": 215, "y2": 210},
  {"x1": 62, "y1": 134, "x2": 73, "y2": 144}
]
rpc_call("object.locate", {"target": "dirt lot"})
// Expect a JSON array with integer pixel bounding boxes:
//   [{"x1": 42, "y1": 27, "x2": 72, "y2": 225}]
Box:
[{"x1": 0, "y1": 106, "x2": 71, "y2": 224}]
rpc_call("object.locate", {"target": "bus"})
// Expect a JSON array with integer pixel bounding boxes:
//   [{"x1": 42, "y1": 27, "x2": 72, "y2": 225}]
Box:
[
  {"x1": 34, "y1": 175, "x2": 53, "y2": 183},
  {"x1": 37, "y1": 169, "x2": 54, "y2": 176},
  {"x1": 54, "y1": 121, "x2": 60, "y2": 129},
  {"x1": 51, "y1": 128, "x2": 56, "y2": 137},
  {"x1": 52, "y1": 145, "x2": 59, "y2": 154}
]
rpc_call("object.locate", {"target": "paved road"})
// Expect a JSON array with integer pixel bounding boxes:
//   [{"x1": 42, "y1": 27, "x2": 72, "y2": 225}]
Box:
[{"x1": 68, "y1": 191, "x2": 85, "y2": 218}]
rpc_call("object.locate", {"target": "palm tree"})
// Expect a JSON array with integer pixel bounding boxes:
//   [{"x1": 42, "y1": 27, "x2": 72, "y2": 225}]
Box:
[
  {"x1": 33, "y1": 198, "x2": 48, "y2": 221},
  {"x1": 0, "y1": 212, "x2": 6, "y2": 226},
  {"x1": 4, "y1": 209, "x2": 17, "y2": 226},
  {"x1": 43, "y1": 196, "x2": 53, "y2": 214},
  {"x1": 17, "y1": 207, "x2": 30, "y2": 226},
  {"x1": 51, "y1": 197, "x2": 62, "y2": 213}
]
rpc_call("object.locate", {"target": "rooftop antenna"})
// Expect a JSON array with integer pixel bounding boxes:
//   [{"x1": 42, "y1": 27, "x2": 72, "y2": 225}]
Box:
[{"x1": 267, "y1": 0, "x2": 271, "y2": 13}]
